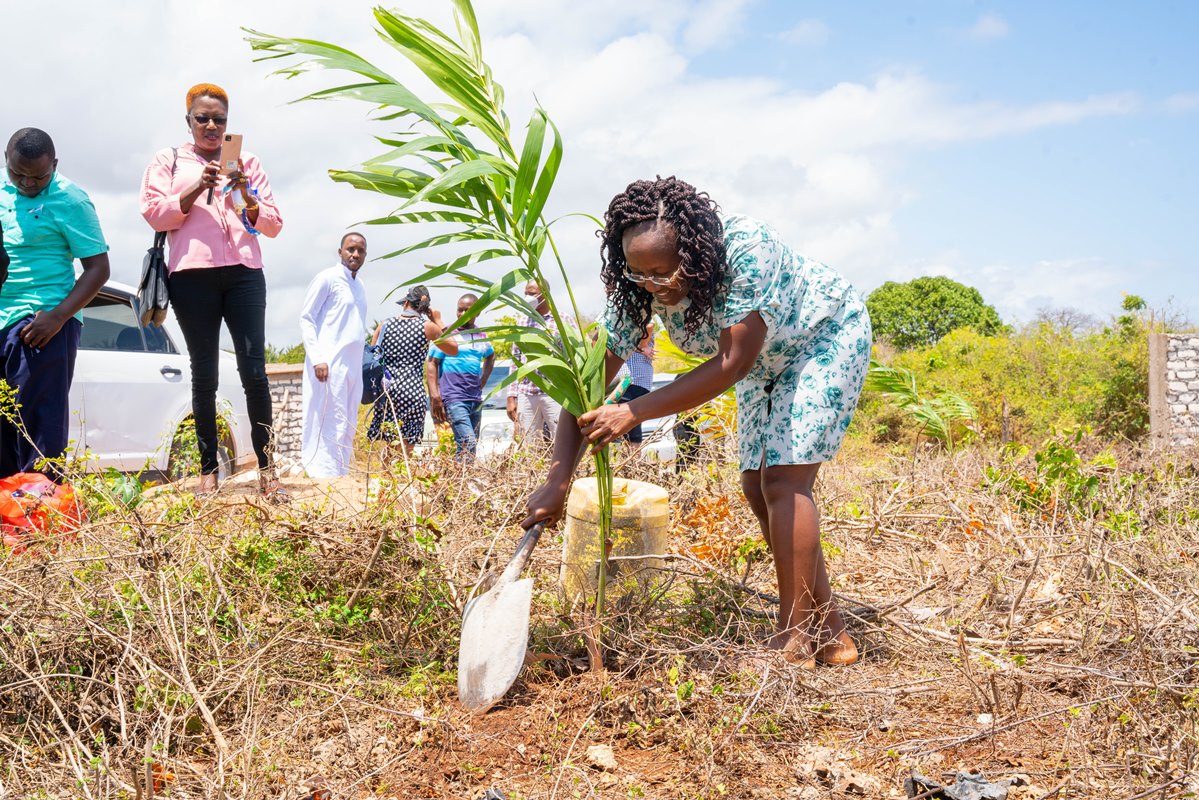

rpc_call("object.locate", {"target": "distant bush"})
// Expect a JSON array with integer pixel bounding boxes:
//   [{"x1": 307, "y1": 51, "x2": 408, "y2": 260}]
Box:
[
  {"x1": 855, "y1": 295, "x2": 1176, "y2": 444},
  {"x1": 866, "y1": 276, "x2": 1006, "y2": 350},
  {"x1": 265, "y1": 342, "x2": 305, "y2": 364}
]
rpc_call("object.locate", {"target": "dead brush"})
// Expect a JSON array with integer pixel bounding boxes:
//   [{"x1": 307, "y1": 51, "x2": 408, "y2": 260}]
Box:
[{"x1": 1, "y1": 436, "x2": 1197, "y2": 798}]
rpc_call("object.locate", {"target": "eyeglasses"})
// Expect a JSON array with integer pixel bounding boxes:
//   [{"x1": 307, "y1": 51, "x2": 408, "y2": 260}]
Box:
[
  {"x1": 190, "y1": 114, "x2": 228, "y2": 126},
  {"x1": 622, "y1": 265, "x2": 681, "y2": 287}
]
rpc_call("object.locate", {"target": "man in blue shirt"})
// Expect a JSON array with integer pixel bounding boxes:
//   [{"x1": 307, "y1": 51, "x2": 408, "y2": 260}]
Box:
[
  {"x1": 427, "y1": 293, "x2": 495, "y2": 462},
  {"x1": 1, "y1": 128, "x2": 110, "y2": 478}
]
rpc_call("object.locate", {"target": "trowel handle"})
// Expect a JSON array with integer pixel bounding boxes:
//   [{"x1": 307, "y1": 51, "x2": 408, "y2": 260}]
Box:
[{"x1": 500, "y1": 522, "x2": 546, "y2": 585}]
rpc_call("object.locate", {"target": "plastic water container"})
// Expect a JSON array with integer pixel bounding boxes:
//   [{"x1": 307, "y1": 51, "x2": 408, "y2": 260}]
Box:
[{"x1": 560, "y1": 477, "x2": 669, "y2": 601}]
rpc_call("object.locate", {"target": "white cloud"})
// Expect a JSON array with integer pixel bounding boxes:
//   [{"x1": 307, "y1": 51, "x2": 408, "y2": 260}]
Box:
[
  {"x1": 778, "y1": 19, "x2": 829, "y2": 47},
  {"x1": 681, "y1": 0, "x2": 754, "y2": 51},
  {"x1": 965, "y1": 13, "x2": 1010, "y2": 41},
  {"x1": 2, "y1": 0, "x2": 1146, "y2": 344},
  {"x1": 883, "y1": 253, "x2": 1131, "y2": 324},
  {"x1": 1164, "y1": 92, "x2": 1199, "y2": 113}
]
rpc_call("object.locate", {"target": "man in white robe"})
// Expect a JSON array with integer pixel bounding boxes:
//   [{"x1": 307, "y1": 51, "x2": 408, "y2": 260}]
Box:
[{"x1": 299, "y1": 232, "x2": 369, "y2": 478}]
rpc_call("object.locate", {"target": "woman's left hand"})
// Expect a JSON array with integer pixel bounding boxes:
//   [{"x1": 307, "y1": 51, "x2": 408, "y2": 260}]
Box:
[
  {"x1": 226, "y1": 159, "x2": 252, "y2": 203},
  {"x1": 578, "y1": 403, "x2": 637, "y2": 452}
]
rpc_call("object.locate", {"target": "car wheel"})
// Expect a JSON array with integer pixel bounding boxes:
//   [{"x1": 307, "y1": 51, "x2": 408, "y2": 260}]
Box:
[{"x1": 167, "y1": 421, "x2": 237, "y2": 482}]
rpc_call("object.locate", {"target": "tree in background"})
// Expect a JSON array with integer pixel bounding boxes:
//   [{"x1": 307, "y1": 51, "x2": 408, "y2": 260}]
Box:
[
  {"x1": 867, "y1": 276, "x2": 1005, "y2": 350},
  {"x1": 264, "y1": 342, "x2": 305, "y2": 364}
]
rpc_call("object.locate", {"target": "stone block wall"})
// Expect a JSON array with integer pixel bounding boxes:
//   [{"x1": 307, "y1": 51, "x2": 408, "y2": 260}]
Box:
[
  {"x1": 1149, "y1": 333, "x2": 1199, "y2": 446},
  {"x1": 266, "y1": 364, "x2": 304, "y2": 466}
]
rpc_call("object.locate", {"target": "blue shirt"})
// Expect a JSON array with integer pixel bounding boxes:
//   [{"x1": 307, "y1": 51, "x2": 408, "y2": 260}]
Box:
[
  {"x1": 0, "y1": 173, "x2": 108, "y2": 331},
  {"x1": 430, "y1": 329, "x2": 495, "y2": 404}
]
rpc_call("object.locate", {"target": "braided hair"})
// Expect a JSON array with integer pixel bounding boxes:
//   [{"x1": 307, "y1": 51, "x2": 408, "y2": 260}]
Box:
[{"x1": 599, "y1": 176, "x2": 726, "y2": 344}]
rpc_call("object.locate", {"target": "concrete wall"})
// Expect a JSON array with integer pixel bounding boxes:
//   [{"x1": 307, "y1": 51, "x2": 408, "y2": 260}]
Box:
[
  {"x1": 266, "y1": 364, "x2": 304, "y2": 466},
  {"x1": 1149, "y1": 333, "x2": 1199, "y2": 447}
]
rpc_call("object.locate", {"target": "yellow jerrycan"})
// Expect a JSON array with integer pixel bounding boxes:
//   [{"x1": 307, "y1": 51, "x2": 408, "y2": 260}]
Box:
[{"x1": 560, "y1": 477, "x2": 669, "y2": 602}]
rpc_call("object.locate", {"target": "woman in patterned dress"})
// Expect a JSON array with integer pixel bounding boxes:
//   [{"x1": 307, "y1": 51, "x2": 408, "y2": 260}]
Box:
[
  {"x1": 367, "y1": 286, "x2": 457, "y2": 453},
  {"x1": 524, "y1": 177, "x2": 872, "y2": 668}
]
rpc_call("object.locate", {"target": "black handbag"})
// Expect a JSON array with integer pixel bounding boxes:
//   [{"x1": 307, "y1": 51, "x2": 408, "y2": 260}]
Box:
[
  {"x1": 137, "y1": 232, "x2": 170, "y2": 326},
  {"x1": 137, "y1": 148, "x2": 176, "y2": 327},
  {"x1": 361, "y1": 343, "x2": 386, "y2": 405}
]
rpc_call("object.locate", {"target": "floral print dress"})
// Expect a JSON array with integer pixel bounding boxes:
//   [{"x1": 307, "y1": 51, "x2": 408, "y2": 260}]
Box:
[{"x1": 604, "y1": 214, "x2": 872, "y2": 469}]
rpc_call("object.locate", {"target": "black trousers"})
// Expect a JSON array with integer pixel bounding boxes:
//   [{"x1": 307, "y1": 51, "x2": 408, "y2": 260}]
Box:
[
  {"x1": 168, "y1": 265, "x2": 273, "y2": 474},
  {"x1": 618, "y1": 384, "x2": 650, "y2": 443}
]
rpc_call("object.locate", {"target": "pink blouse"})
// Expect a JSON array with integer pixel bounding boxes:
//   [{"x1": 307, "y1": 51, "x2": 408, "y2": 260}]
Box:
[{"x1": 139, "y1": 142, "x2": 283, "y2": 273}]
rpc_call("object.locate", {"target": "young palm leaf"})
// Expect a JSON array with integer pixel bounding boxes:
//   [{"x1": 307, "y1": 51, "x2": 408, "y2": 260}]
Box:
[
  {"x1": 865, "y1": 362, "x2": 978, "y2": 450},
  {"x1": 246, "y1": 0, "x2": 619, "y2": 661}
]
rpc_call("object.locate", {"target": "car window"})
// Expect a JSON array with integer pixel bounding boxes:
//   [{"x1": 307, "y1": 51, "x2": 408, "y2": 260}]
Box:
[
  {"x1": 80, "y1": 295, "x2": 146, "y2": 352},
  {"x1": 483, "y1": 364, "x2": 511, "y2": 393},
  {"x1": 481, "y1": 364, "x2": 511, "y2": 407},
  {"x1": 142, "y1": 321, "x2": 177, "y2": 354}
]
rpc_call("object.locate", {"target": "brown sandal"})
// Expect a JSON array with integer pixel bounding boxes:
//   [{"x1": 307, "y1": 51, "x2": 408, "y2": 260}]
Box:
[
  {"x1": 814, "y1": 632, "x2": 859, "y2": 666},
  {"x1": 259, "y1": 471, "x2": 290, "y2": 505},
  {"x1": 194, "y1": 473, "x2": 219, "y2": 499}
]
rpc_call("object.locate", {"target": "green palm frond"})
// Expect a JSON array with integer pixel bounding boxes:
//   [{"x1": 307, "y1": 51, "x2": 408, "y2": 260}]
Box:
[
  {"x1": 866, "y1": 361, "x2": 979, "y2": 450},
  {"x1": 247, "y1": 1, "x2": 620, "y2": 652}
]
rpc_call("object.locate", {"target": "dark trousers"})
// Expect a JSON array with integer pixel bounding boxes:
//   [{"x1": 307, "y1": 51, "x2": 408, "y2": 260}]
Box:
[
  {"x1": 0, "y1": 317, "x2": 81, "y2": 479},
  {"x1": 169, "y1": 265, "x2": 273, "y2": 474},
  {"x1": 618, "y1": 384, "x2": 650, "y2": 443}
]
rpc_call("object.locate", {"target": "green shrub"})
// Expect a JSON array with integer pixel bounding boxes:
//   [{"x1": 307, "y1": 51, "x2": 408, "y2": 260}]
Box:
[{"x1": 857, "y1": 295, "x2": 1170, "y2": 443}]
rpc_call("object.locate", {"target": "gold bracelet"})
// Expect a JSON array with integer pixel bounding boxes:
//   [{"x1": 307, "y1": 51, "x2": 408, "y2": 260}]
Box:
[{"x1": 244, "y1": 203, "x2": 259, "y2": 212}]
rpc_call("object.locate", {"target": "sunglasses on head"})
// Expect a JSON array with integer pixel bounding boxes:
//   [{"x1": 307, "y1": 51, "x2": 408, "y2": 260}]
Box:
[{"x1": 191, "y1": 114, "x2": 228, "y2": 126}]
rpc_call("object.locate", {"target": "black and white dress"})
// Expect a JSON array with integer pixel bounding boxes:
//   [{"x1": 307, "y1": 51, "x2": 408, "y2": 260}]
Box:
[{"x1": 367, "y1": 311, "x2": 429, "y2": 444}]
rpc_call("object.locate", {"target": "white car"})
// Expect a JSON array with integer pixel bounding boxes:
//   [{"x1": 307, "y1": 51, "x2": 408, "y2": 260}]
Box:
[{"x1": 67, "y1": 280, "x2": 254, "y2": 477}]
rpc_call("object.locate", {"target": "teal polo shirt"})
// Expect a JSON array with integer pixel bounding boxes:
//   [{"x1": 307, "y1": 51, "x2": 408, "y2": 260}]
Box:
[{"x1": 0, "y1": 173, "x2": 109, "y2": 331}]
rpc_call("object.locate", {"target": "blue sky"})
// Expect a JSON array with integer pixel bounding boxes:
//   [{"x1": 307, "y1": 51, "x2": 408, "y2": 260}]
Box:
[
  {"x1": 695, "y1": 1, "x2": 1199, "y2": 321},
  {"x1": 5, "y1": 1, "x2": 1196, "y2": 340}
]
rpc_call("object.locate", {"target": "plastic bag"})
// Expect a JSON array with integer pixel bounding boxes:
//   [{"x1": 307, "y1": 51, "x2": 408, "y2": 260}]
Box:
[{"x1": 0, "y1": 472, "x2": 84, "y2": 553}]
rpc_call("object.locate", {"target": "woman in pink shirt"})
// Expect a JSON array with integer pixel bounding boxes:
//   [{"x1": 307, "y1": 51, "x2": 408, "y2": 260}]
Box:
[{"x1": 139, "y1": 83, "x2": 286, "y2": 501}]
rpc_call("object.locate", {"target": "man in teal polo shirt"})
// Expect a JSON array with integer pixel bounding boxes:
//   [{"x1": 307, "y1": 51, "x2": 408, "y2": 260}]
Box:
[{"x1": 1, "y1": 128, "x2": 110, "y2": 479}]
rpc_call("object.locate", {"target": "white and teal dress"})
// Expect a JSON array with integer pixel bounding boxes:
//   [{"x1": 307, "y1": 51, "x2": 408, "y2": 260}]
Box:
[{"x1": 603, "y1": 214, "x2": 872, "y2": 470}]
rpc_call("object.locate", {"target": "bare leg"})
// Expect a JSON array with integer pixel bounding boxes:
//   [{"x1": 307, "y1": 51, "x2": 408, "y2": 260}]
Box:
[
  {"x1": 740, "y1": 466, "x2": 770, "y2": 548},
  {"x1": 743, "y1": 462, "x2": 856, "y2": 665}
]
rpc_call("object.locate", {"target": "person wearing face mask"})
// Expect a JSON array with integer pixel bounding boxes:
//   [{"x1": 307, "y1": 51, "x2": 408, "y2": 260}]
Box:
[
  {"x1": 0, "y1": 128, "x2": 110, "y2": 480},
  {"x1": 298, "y1": 232, "x2": 369, "y2": 479},
  {"x1": 506, "y1": 280, "x2": 571, "y2": 443},
  {"x1": 139, "y1": 83, "x2": 285, "y2": 501}
]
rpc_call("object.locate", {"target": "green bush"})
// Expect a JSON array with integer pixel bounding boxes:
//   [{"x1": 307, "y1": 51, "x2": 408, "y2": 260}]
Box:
[
  {"x1": 866, "y1": 275, "x2": 1006, "y2": 350},
  {"x1": 856, "y1": 295, "x2": 1170, "y2": 443}
]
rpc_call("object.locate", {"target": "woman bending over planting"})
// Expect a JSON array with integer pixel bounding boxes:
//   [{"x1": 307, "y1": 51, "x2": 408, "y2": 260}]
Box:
[{"x1": 524, "y1": 176, "x2": 872, "y2": 668}]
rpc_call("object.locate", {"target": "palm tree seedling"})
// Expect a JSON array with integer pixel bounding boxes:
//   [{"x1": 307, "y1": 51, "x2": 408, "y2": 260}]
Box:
[
  {"x1": 865, "y1": 361, "x2": 979, "y2": 451},
  {"x1": 246, "y1": 1, "x2": 619, "y2": 665}
]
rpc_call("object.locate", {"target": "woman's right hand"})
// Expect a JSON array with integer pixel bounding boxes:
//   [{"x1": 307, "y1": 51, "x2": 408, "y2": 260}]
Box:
[
  {"x1": 181, "y1": 161, "x2": 222, "y2": 212},
  {"x1": 195, "y1": 161, "x2": 221, "y2": 195},
  {"x1": 522, "y1": 478, "x2": 570, "y2": 529}
]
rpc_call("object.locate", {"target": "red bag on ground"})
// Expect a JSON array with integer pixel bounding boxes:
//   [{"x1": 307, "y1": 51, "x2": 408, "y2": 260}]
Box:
[{"x1": 0, "y1": 472, "x2": 84, "y2": 553}]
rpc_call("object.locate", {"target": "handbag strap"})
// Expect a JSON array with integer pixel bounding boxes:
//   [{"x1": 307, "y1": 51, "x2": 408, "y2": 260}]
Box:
[{"x1": 151, "y1": 148, "x2": 179, "y2": 251}]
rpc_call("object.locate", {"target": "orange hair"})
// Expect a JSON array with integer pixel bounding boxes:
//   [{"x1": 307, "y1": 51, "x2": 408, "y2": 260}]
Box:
[{"x1": 186, "y1": 83, "x2": 229, "y2": 112}]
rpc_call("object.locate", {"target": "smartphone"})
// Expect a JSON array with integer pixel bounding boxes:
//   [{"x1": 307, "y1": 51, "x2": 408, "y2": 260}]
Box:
[{"x1": 218, "y1": 133, "x2": 243, "y2": 175}]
